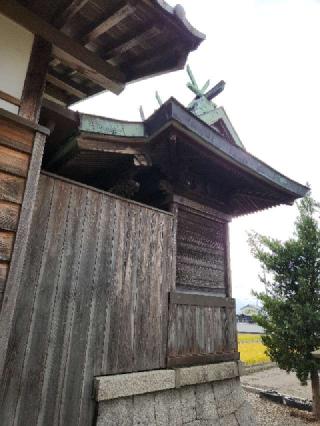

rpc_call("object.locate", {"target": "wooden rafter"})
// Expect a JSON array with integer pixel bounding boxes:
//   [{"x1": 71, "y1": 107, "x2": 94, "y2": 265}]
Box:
[
  {"x1": 128, "y1": 43, "x2": 188, "y2": 81},
  {"x1": 77, "y1": 137, "x2": 147, "y2": 155},
  {"x1": 50, "y1": 59, "x2": 61, "y2": 67},
  {"x1": 54, "y1": 0, "x2": 90, "y2": 29},
  {"x1": 41, "y1": 98, "x2": 79, "y2": 122},
  {"x1": 0, "y1": 0, "x2": 125, "y2": 95},
  {"x1": 83, "y1": 3, "x2": 135, "y2": 46},
  {"x1": 104, "y1": 26, "x2": 162, "y2": 61},
  {"x1": 46, "y1": 74, "x2": 87, "y2": 99},
  {"x1": 45, "y1": 84, "x2": 70, "y2": 106}
]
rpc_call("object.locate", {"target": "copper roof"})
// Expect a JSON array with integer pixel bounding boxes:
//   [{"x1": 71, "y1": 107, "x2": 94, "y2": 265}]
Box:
[{"x1": 41, "y1": 98, "x2": 308, "y2": 216}]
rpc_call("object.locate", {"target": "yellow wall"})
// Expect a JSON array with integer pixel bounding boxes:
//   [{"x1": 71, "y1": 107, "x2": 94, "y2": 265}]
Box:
[{"x1": 0, "y1": 14, "x2": 34, "y2": 114}]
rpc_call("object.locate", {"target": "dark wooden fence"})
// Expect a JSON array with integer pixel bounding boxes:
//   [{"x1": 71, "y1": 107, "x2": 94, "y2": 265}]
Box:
[{"x1": 0, "y1": 173, "x2": 175, "y2": 426}]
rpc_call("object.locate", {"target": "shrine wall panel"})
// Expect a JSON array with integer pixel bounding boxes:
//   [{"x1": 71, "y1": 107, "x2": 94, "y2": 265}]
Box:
[
  {"x1": 176, "y1": 201, "x2": 228, "y2": 295},
  {"x1": 167, "y1": 292, "x2": 238, "y2": 367},
  {"x1": 0, "y1": 173, "x2": 175, "y2": 426}
]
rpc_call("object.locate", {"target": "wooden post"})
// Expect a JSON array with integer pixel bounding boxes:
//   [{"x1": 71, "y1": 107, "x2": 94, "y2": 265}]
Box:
[
  {"x1": 311, "y1": 368, "x2": 320, "y2": 419},
  {"x1": 0, "y1": 35, "x2": 51, "y2": 376},
  {"x1": 224, "y1": 222, "x2": 232, "y2": 298},
  {"x1": 19, "y1": 36, "x2": 52, "y2": 122}
]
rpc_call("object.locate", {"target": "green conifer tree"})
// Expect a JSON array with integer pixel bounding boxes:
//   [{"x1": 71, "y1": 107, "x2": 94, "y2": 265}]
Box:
[{"x1": 249, "y1": 194, "x2": 320, "y2": 418}]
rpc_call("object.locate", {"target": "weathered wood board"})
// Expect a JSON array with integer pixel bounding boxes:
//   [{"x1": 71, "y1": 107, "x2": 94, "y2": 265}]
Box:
[
  {"x1": 168, "y1": 196, "x2": 237, "y2": 367},
  {"x1": 0, "y1": 173, "x2": 175, "y2": 426},
  {"x1": 167, "y1": 293, "x2": 238, "y2": 367},
  {"x1": 0, "y1": 261, "x2": 8, "y2": 292},
  {"x1": 0, "y1": 114, "x2": 36, "y2": 307},
  {"x1": 176, "y1": 201, "x2": 228, "y2": 295}
]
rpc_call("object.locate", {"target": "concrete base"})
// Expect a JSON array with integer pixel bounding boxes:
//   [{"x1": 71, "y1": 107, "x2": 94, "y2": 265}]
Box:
[{"x1": 95, "y1": 363, "x2": 256, "y2": 425}]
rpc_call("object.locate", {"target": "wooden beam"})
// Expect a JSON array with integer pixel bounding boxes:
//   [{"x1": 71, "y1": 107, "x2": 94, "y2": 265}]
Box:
[
  {"x1": 0, "y1": 108, "x2": 50, "y2": 136},
  {"x1": 83, "y1": 3, "x2": 135, "y2": 45},
  {"x1": 20, "y1": 36, "x2": 52, "y2": 122},
  {"x1": 41, "y1": 99, "x2": 79, "y2": 123},
  {"x1": 77, "y1": 137, "x2": 146, "y2": 154},
  {"x1": 51, "y1": 46, "x2": 124, "y2": 93},
  {"x1": 127, "y1": 43, "x2": 188, "y2": 81},
  {"x1": 46, "y1": 74, "x2": 87, "y2": 99},
  {"x1": 0, "y1": 0, "x2": 125, "y2": 95},
  {"x1": 54, "y1": 0, "x2": 90, "y2": 29},
  {"x1": 0, "y1": 90, "x2": 20, "y2": 108},
  {"x1": 43, "y1": 85, "x2": 69, "y2": 106},
  {"x1": 167, "y1": 352, "x2": 240, "y2": 368},
  {"x1": 50, "y1": 58, "x2": 61, "y2": 67},
  {"x1": 169, "y1": 291, "x2": 235, "y2": 308},
  {"x1": 104, "y1": 26, "x2": 162, "y2": 61}
]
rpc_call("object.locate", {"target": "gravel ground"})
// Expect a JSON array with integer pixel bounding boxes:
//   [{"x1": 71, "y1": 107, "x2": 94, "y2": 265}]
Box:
[
  {"x1": 241, "y1": 367, "x2": 312, "y2": 400},
  {"x1": 245, "y1": 391, "x2": 320, "y2": 425}
]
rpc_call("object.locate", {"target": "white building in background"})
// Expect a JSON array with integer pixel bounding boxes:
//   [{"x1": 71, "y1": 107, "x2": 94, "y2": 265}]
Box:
[
  {"x1": 237, "y1": 304, "x2": 264, "y2": 334},
  {"x1": 240, "y1": 304, "x2": 260, "y2": 317}
]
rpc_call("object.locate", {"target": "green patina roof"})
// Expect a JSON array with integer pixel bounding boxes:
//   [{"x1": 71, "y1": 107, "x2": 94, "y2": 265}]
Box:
[
  {"x1": 79, "y1": 114, "x2": 145, "y2": 138},
  {"x1": 77, "y1": 67, "x2": 244, "y2": 151}
]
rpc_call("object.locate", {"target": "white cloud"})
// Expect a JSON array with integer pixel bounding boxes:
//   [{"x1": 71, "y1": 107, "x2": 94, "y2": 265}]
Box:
[{"x1": 73, "y1": 0, "x2": 320, "y2": 299}]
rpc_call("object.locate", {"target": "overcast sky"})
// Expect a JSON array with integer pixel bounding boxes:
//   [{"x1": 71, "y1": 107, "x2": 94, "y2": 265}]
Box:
[{"x1": 73, "y1": 0, "x2": 320, "y2": 303}]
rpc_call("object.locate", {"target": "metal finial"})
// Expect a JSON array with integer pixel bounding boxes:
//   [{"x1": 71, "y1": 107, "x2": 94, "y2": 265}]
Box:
[
  {"x1": 139, "y1": 106, "x2": 145, "y2": 121},
  {"x1": 186, "y1": 65, "x2": 202, "y2": 97},
  {"x1": 186, "y1": 64, "x2": 225, "y2": 101},
  {"x1": 155, "y1": 91, "x2": 163, "y2": 107}
]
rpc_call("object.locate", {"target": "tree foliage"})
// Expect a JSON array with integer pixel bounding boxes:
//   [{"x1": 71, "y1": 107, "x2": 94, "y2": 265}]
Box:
[{"x1": 248, "y1": 194, "x2": 320, "y2": 385}]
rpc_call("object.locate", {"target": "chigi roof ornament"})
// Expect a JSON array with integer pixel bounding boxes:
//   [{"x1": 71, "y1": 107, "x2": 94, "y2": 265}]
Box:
[
  {"x1": 187, "y1": 64, "x2": 224, "y2": 113},
  {"x1": 185, "y1": 65, "x2": 244, "y2": 149},
  {"x1": 186, "y1": 65, "x2": 225, "y2": 102}
]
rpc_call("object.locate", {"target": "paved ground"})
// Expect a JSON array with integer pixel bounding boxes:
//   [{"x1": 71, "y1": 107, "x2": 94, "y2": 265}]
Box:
[
  {"x1": 245, "y1": 391, "x2": 320, "y2": 425},
  {"x1": 237, "y1": 322, "x2": 264, "y2": 333},
  {"x1": 241, "y1": 366, "x2": 312, "y2": 400}
]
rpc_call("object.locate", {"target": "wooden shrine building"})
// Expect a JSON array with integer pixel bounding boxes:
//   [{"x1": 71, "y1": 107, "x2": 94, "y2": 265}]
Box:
[{"x1": 0, "y1": 1, "x2": 308, "y2": 425}]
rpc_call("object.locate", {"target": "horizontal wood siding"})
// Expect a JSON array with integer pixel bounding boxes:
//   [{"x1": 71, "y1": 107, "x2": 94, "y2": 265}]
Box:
[
  {"x1": 176, "y1": 202, "x2": 227, "y2": 295},
  {"x1": 0, "y1": 231, "x2": 15, "y2": 261},
  {"x1": 0, "y1": 115, "x2": 34, "y2": 306},
  {"x1": 0, "y1": 261, "x2": 8, "y2": 294},
  {"x1": 167, "y1": 296, "x2": 238, "y2": 367},
  {"x1": 0, "y1": 172, "x2": 25, "y2": 204},
  {"x1": 0, "y1": 173, "x2": 174, "y2": 426}
]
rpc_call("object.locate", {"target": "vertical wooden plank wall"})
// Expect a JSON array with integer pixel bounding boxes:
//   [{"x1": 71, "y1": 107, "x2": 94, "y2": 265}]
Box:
[
  {"x1": 167, "y1": 196, "x2": 238, "y2": 367},
  {"x1": 167, "y1": 293, "x2": 238, "y2": 367},
  {"x1": 0, "y1": 173, "x2": 175, "y2": 426},
  {"x1": 0, "y1": 113, "x2": 39, "y2": 305}
]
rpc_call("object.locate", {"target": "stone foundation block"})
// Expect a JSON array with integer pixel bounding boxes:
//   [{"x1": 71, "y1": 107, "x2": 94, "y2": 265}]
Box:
[
  {"x1": 95, "y1": 362, "x2": 255, "y2": 426},
  {"x1": 95, "y1": 369, "x2": 175, "y2": 401},
  {"x1": 96, "y1": 378, "x2": 256, "y2": 426},
  {"x1": 175, "y1": 362, "x2": 240, "y2": 388}
]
